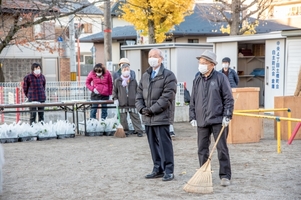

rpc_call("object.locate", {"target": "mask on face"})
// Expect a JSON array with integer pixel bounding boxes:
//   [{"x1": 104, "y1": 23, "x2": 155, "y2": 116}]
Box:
[
  {"x1": 122, "y1": 70, "x2": 130, "y2": 77},
  {"x1": 198, "y1": 64, "x2": 209, "y2": 74},
  {"x1": 222, "y1": 63, "x2": 229, "y2": 68},
  {"x1": 96, "y1": 73, "x2": 102, "y2": 76},
  {"x1": 148, "y1": 57, "x2": 159, "y2": 68},
  {"x1": 34, "y1": 69, "x2": 41, "y2": 75}
]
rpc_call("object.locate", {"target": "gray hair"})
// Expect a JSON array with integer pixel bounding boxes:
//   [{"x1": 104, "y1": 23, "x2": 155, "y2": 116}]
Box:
[{"x1": 149, "y1": 48, "x2": 164, "y2": 59}]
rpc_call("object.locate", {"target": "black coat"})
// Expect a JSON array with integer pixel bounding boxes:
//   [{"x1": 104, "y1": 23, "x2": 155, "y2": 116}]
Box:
[
  {"x1": 189, "y1": 70, "x2": 234, "y2": 127},
  {"x1": 136, "y1": 64, "x2": 177, "y2": 126}
]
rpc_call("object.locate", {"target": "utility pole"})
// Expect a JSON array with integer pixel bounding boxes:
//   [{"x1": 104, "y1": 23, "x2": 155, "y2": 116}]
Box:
[
  {"x1": 104, "y1": 0, "x2": 112, "y2": 70},
  {"x1": 69, "y1": 14, "x2": 76, "y2": 81}
]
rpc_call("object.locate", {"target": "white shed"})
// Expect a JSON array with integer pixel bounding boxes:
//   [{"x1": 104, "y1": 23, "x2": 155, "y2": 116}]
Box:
[
  {"x1": 207, "y1": 30, "x2": 301, "y2": 109},
  {"x1": 121, "y1": 43, "x2": 213, "y2": 92}
]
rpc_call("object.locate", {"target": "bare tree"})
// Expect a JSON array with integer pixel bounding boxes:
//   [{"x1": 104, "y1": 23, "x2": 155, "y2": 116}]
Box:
[
  {"x1": 0, "y1": 0, "x2": 104, "y2": 54},
  {"x1": 198, "y1": 0, "x2": 273, "y2": 35}
]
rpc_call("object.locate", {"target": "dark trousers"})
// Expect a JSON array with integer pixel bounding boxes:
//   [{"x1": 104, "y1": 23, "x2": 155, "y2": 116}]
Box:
[
  {"x1": 29, "y1": 106, "x2": 44, "y2": 125},
  {"x1": 90, "y1": 95, "x2": 109, "y2": 119},
  {"x1": 145, "y1": 125, "x2": 174, "y2": 174},
  {"x1": 197, "y1": 124, "x2": 231, "y2": 180},
  {"x1": 120, "y1": 111, "x2": 143, "y2": 133}
]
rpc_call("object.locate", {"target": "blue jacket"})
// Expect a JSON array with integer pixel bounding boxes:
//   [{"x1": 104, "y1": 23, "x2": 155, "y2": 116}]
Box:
[{"x1": 219, "y1": 68, "x2": 239, "y2": 88}]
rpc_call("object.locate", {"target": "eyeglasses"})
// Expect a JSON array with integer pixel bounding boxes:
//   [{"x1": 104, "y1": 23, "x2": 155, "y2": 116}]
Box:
[{"x1": 121, "y1": 63, "x2": 130, "y2": 68}]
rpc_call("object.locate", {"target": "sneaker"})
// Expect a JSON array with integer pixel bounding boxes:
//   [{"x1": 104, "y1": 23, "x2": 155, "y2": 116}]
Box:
[
  {"x1": 220, "y1": 178, "x2": 230, "y2": 187},
  {"x1": 137, "y1": 132, "x2": 143, "y2": 137},
  {"x1": 170, "y1": 132, "x2": 175, "y2": 137}
]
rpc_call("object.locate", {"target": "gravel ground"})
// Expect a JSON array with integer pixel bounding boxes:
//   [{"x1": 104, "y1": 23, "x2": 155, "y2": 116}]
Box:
[{"x1": 1, "y1": 119, "x2": 301, "y2": 200}]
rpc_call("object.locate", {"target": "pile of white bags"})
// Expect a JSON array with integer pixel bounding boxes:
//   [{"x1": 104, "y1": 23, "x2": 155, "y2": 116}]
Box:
[
  {"x1": 79, "y1": 118, "x2": 118, "y2": 133},
  {"x1": 0, "y1": 120, "x2": 76, "y2": 139}
]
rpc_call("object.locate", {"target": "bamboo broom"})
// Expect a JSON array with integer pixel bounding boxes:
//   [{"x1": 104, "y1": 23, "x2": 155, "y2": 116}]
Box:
[
  {"x1": 183, "y1": 94, "x2": 239, "y2": 194},
  {"x1": 183, "y1": 125, "x2": 225, "y2": 194},
  {"x1": 114, "y1": 106, "x2": 126, "y2": 138}
]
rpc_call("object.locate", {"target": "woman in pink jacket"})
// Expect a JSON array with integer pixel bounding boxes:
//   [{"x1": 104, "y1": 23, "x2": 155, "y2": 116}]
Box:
[{"x1": 86, "y1": 63, "x2": 113, "y2": 119}]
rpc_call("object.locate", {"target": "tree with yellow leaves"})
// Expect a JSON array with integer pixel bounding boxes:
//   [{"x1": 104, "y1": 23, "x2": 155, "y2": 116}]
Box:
[{"x1": 121, "y1": 0, "x2": 194, "y2": 44}]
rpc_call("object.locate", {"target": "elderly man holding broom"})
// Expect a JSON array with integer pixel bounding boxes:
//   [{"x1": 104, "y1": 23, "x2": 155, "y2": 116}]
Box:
[{"x1": 187, "y1": 50, "x2": 234, "y2": 190}]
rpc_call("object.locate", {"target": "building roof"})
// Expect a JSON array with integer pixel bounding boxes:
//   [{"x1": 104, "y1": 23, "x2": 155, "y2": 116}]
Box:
[
  {"x1": 80, "y1": 3, "x2": 296, "y2": 42},
  {"x1": 1, "y1": 0, "x2": 59, "y2": 12},
  {"x1": 60, "y1": 0, "x2": 103, "y2": 15},
  {"x1": 1, "y1": 0, "x2": 102, "y2": 15}
]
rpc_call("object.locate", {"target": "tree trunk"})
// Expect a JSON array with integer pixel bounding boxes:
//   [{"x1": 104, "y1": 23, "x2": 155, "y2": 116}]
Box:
[
  {"x1": 230, "y1": 0, "x2": 241, "y2": 35},
  {"x1": 148, "y1": 19, "x2": 156, "y2": 44}
]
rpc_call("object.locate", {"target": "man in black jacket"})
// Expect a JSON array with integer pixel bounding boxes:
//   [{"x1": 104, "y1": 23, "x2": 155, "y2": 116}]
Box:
[
  {"x1": 189, "y1": 50, "x2": 234, "y2": 187},
  {"x1": 136, "y1": 48, "x2": 177, "y2": 181}
]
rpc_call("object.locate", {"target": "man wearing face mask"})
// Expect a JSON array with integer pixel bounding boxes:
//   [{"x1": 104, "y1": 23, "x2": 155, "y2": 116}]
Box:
[
  {"x1": 136, "y1": 48, "x2": 177, "y2": 182},
  {"x1": 112, "y1": 62, "x2": 144, "y2": 137},
  {"x1": 23, "y1": 63, "x2": 46, "y2": 125},
  {"x1": 189, "y1": 50, "x2": 234, "y2": 187},
  {"x1": 113, "y1": 58, "x2": 136, "y2": 82},
  {"x1": 219, "y1": 57, "x2": 239, "y2": 88}
]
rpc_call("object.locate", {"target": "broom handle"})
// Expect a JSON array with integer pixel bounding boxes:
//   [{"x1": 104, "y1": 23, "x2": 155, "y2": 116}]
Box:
[
  {"x1": 117, "y1": 106, "x2": 121, "y2": 123},
  {"x1": 206, "y1": 94, "x2": 239, "y2": 160},
  {"x1": 208, "y1": 125, "x2": 225, "y2": 161}
]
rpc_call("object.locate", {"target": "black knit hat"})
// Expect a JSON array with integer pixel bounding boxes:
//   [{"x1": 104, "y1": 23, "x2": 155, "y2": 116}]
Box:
[{"x1": 222, "y1": 57, "x2": 231, "y2": 63}]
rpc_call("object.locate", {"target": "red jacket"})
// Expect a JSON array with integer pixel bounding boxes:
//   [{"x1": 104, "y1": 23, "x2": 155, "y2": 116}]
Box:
[{"x1": 86, "y1": 71, "x2": 113, "y2": 96}]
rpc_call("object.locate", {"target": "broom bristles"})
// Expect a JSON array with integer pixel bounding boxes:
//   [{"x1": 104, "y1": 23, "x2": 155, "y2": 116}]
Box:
[
  {"x1": 183, "y1": 160, "x2": 213, "y2": 194},
  {"x1": 114, "y1": 124, "x2": 126, "y2": 138}
]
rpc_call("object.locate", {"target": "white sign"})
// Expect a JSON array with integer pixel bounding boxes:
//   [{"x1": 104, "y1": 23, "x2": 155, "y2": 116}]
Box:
[
  {"x1": 162, "y1": 49, "x2": 170, "y2": 69},
  {"x1": 106, "y1": 61, "x2": 113, "y2": 71}
]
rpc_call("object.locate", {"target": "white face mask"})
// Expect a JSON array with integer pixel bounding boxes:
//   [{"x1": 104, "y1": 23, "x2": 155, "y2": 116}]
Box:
[
  {"x1": 148, "y1": 57, "x2": 159, "y2": 68},
  {"x1": 122, "y1": 70, "x2": 130, "y2": 77},
  {"x1": 34, "y1": 69, "x2": 41, "y2": 75},
  {"x1": 198, "y1": 64, "x2": 209, "y2": 74},
  {"x1": 96, "y1": 73, "x2": 102, "y2": 76},
  {"x1": 222, "y1": 63, "x2": 229, "y2": 68}
]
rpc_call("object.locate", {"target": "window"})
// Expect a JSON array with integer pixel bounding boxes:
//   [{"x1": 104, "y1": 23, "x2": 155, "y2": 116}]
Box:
[
  {"x1": 85, "y1": 56, "x2": 93, "y2": 64},
  {"x1": 188, "y1": 39, "x2": 199, "y2": 43},
  {"x1": 41, "y1": 22, "x2": 55, "y2": 40},
  {"x1": 83, "y1": 23, "x2": 93, "y2": 33}
]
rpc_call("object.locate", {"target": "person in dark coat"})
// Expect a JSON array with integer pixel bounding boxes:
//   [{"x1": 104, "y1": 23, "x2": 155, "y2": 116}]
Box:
[
  {"x1": 189, "y1": 50, "x2": 234, "y2": 187},
  {"x1": 113, "y1": 62, "x2": 144, "y2": 137},
  {"x1": 136, "y1": 48, "x2": 177, "y2": 182},
  {"x1": 183, "y1": 82, "x2": 190, "y2": 104},
  {"x1": 23, "y1": 63, "x2": 46, "y2": 125},
  {"x1": 113, "y1": 58, "x2": 136, "y2": 82},
  {"x1": 219, "y1": 57, "x2": 239, "y2": 88}
]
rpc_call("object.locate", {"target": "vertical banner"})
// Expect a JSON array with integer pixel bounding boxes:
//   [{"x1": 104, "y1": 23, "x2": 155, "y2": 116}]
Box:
[
  {"x1": 162, "y1": 49, "x2": 170, "y2": 70},
  {"x1": 265, "y1": 39, "x2": 285, "y2": 109}
]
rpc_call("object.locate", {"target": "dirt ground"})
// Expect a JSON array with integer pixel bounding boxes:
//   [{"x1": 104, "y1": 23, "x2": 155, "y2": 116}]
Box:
[{"x1": 1, "y1": 119, "x2": 301, "y2": 200}]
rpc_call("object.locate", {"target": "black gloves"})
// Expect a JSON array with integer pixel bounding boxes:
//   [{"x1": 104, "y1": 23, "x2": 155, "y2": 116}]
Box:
[{"x1": 141, "y1": 107, "x2": 153, "y2": 117}]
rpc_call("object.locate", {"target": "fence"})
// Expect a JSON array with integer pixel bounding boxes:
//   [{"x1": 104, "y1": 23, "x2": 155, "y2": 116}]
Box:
[
  {"x1": 0, "y1": 81, "x2": 89, "y2": 104},
  {"x1": 0, "y1": 81, "x2": 185, "y2": 123}
]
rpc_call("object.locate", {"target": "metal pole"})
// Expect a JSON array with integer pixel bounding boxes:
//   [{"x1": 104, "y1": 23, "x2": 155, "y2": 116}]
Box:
[
  {"x1": 287, "y1": 109, "x2": 292, "y2": 140},
  {"x1": 235, "y1": 108, "x2": 289, "y2": 113},
  {"x1": 233, "y1": 112, "x2": 301, "y2": 122},
  {"x1": 69, "y1": 14, "x2": 76, "y2": 81},
  {"x1": 276, "y1": 118, "x2": 281, "y2": 154}
]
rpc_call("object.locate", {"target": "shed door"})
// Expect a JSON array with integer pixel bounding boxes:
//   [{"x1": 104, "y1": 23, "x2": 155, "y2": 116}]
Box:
[
  {"x1": 285, "y1": 38, "x2": 301, "y2": 95},
  {"x1": 43, "y1": 58, "x2": 58, "y2": 82},
  {"x1": 264, "y1": 39, "x2": 285, "y2": 109}
]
